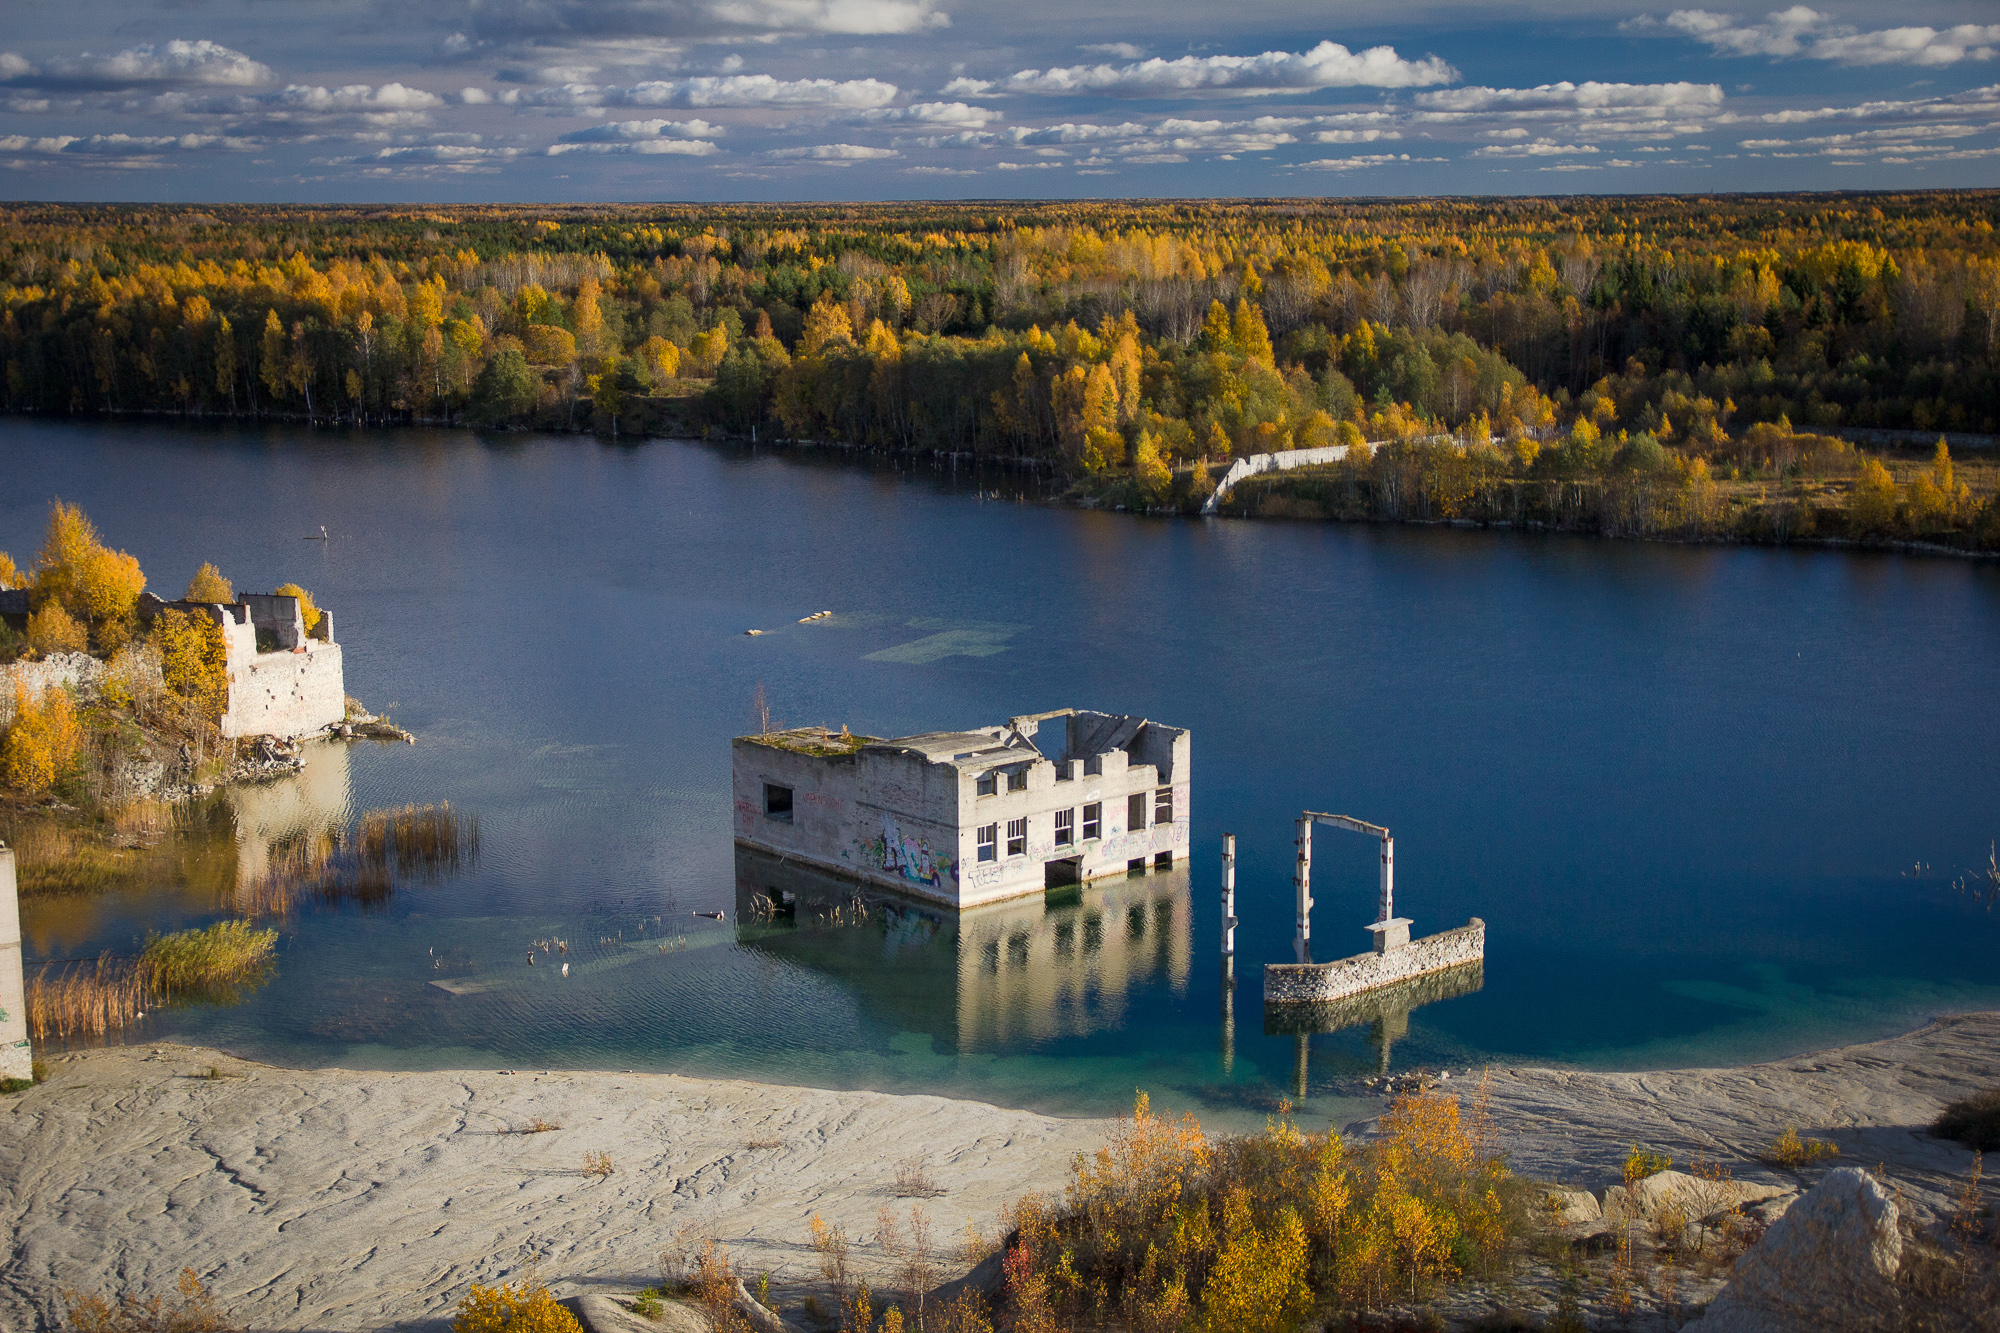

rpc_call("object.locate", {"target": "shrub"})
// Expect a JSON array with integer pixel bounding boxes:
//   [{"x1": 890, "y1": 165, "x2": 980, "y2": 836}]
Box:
[
  {"x1": 185, "y1": 564, "x2": 234, "y2": 603},
  {"x1": 452, "y1": 1282, "x2": 583, "y2": 1333},
  {"x1": 273, "y1": 583, "x2": 321, "y2": 637},
  {"x1": 3, "y1": 682, "x2": 84, "y2": 796},
  {"x1": 1623, "y1": 1145, "x2": 1671, "y2": 1181},
  {"x1": 470, "y1": 348, "x2": 542, "y2": 425},
  {"x1": 994, "y1": 1087, "x2": 1529, "y2": 1329},
  {"x1": 1933, "y1": 1088, "x2": 2000, "y2": 1152},
  {"x1": 524, "y1": 324, "x2": 578, "y2": 366},
  {"x1": 154, "y1": 609, "x2": 229, "y2": 724},
  {"x1": 0, "y1": 549, "x2": 20, "y2": 589},
  {"x1": 0, "y1": 618, "x2": 24, "y2": 663},
  {"x1": 63, "y1": 1266, "x2": 241, "y2": 1333},
  {"x1": 582, "y1": 1150, "x2": 614, "y2": 1178},
  {"x1": 25, "y1": 603, "x2": 87, "y2": 656},
  {"x1": 1767, "y1": 1126, "x2": 1840, "y2": 1168},
  {"x1": 1847, "y1": 457, "x2": 1898, "y2": 535}
]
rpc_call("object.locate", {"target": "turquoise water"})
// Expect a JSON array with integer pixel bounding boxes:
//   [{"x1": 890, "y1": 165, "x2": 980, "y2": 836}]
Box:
[{"x1": 7, "y1": 419, "x2": 2000, "y2": 1126}]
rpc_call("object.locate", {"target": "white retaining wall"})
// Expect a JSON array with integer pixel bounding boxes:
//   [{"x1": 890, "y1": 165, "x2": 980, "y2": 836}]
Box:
[
  {"x1": 1264, "y1": 918, "x2": 1485, "y2": 1003},
  {"x1": 0, "y1": 847, "x2": 30, "y2": 1082}
]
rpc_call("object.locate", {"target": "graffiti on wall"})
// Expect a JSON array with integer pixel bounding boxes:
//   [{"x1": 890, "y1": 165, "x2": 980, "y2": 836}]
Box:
[{"x1": 864, "y1": 813, "x2": 957, "y2": 889}]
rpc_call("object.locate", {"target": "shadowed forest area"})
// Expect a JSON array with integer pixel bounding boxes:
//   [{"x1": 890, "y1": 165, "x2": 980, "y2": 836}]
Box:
[{"x1": 4, "y1": 193, "x2": 1998, "y2": 546}]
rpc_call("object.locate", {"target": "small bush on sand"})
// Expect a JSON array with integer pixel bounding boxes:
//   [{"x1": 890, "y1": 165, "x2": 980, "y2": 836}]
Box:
[
  {"x1": 1623, "y1": 1145, "x2": 1671, "y2": 1181},
  {"x1": 63, "y1": 1266, "x2": 241, "y2": 1333},
  {"x1": 1934, "y1": 1088, "x2": 2000, "y2": 1152},
  {"x1": 452, "y1": 1281, "x2": 582, "y2": 1333},
  {"x1": 1766, "y1": 1126, "x2": 1841, "y2": 1169}
]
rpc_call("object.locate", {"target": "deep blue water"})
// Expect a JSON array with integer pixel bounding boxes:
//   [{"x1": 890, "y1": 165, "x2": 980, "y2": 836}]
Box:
[{"x1": 6, "y1": 418, "x2": 1999, "y2": 1126}]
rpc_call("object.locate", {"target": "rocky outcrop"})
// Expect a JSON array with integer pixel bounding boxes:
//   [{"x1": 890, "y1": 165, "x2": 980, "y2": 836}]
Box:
[
  {"x1": 1600, "y1": 1169, "x2": 1792, "y2": 1229},
  {"x1": 1690, "y1": 1166, "x2": 1903, "y2": 1332}
]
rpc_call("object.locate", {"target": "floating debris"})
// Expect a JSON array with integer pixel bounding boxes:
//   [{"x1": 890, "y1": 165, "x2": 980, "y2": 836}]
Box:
[
  {"x1": 694, "y1": 910, "x2": 725, "y2": 920},
  {"x1": 744, "y1": 629, "x2": 764, "y2": 636},
  {"x1": 797, "y1": 611, "x2": 834, "y2": 623}
]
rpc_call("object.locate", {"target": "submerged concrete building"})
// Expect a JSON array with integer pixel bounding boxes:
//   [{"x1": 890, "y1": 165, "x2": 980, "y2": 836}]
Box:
[{"x1": 732, "y1": 709, "x2": 1190, "y2": 909}]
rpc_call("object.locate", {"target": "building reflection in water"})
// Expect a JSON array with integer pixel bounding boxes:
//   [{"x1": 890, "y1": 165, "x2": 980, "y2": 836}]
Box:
[
  {"x1": 734, "y1": 845, "x2": 1189, "y2": 1051},
  {"x1": 225, "y1": 739, "x2": 355, "y2": 895},
  {"x1": 1263, "y1": 961, "x2": 1485, "y2": 1096}
]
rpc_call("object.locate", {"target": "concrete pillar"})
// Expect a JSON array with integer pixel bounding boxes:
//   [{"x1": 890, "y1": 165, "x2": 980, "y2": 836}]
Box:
[
  {"x1": 1293, "y1": 815, "x2": 1312, "y2": 965},
  {"x1": 0, "y1": 845, "x2": 31, "y2": 1082},
  {"x1": 1219, "y1": 833, "x2": 1236, "y2": 958},
  {"x1": 1219, "y1": 956, "x2": 1235, "y2": 1079},
  {"x1": 1294, "y1": 1029, "x2": 1309, "y2": 1100},
  {"x1": 1379, "y1": 834, "x2": 1395, "y2": 923}
]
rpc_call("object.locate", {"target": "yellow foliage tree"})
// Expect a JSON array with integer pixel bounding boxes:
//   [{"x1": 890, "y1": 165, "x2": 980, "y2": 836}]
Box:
[
  {"x1": 572, "y1": 279, "x2": 607, "y2": 355},
  {"x1": 32, "y1": 501, "x2": 146, "y2": 634},
  {"x1": 689, "y1": 324, "x2": 730, "y2": 377},
  {"x1": 0, "y1": 551, "x2": 18, "y2": 590},
  {"x1": 186, "y1": 563, "x2": 234, "y2": 603},
  {"x1": 1197, "y1": 1190, "x2": 1312, "y2": 1333},
  {"x1": 1847, "y1": 457, "x2": 1898, "y2": 535},
  {"x1": 1231, "y1": 300, "x2": 1274, "y2": 368},
  {"x1": 273, "y1": 583, "x2": 322, "y2": 637},
  {"x1": 155, "y1": 609, "x2": 229, "y2": 724},
  {"x1": 523, "y1": 325, "x2": 577, "y2": 367},
  {"x1": 451, "y1": 1282, "x2": 583, "y2": 1333},
  {"x1": 3, "y1": 681, "x2": 83, "y2": 796},
  {"x1": 1132, "y1": 430, "x2": 1172, "y2": 500},
  {"x1": 637, "y1": 335, "x2": 681, "y2": 383},
  {"x1": 26, "y1": 604, "x2": 88, "y2": 656},
  {"x1": 801, "y1": 296, "x2": 855, "y2": 356}
]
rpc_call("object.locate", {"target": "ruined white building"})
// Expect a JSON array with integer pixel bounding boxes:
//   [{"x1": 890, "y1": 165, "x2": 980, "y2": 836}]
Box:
[
  {"x1": 732, "y1": 709, "x2": 1190, "y2": 909},
  {"x1": 137, "y1": 591, "x2": 345, "y2": 739}
]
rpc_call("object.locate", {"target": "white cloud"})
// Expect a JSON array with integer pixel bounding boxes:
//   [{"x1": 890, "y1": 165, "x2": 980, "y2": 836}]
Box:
[
  {"x1": 1079, "y1": 43, "x2": 1145, "y2": 59},
  {"x1": 995, "y1": 158, "x2": 1066, "y2": 168},
  {"x1": 1299, "y1": 153, "x2": 1440, "y2": 170},
  {"x1": 1645, "y1": 8, "x2": 2000, "y2": 67},
  {"x1": 1417, "y1": 81, "x2": 1722, "y2": 115},
  {"x1": 998, "y1": 40, "x2": 1457, "y2": 96},
  {"x1": 461, "y1": 87, "x2": 492, "y2": 104},
  {"x1": 509, "y1": 74, "x2": 897, "y2": 109},
  {"x1": 0, "y1": 40, "x2": 272, "y2": 90},
  {"x1": 939, "y1": 76, "x2": 994, "y2": 97},
  {"x1": 858, "y1": 100, "x2": 999, "y2": 127},
  {"x1": 763, "y1": 142, "x2": 900, "y2": 158},
  {"x1": 549, "y1": 117, "x2": 724, "y2": 154},
  {"x1": 0, "y1": 130, "x2": 259, "y2": 158},
  {"x1": 902, "y1": 164, "x2": 977, "y2": 174},
  {"x1": 461, "y1": 0, "x2": 947, "y2": 42},
  {"x1": 1312, "y1": 128, "x2": 1400, "y2": 143},
  {"x1": 1474, "y1": 139, "x2": 1601, "y2": 157}
]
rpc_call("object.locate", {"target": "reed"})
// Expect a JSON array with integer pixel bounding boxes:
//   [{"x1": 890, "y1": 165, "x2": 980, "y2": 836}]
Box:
[
  {"x1": 26, "y1": 954, "x2": 148, "y2": 1041},
  {"x1": 140, "y1": 920, "x2": 278, "y2": 998},
  {"x1": 357, "y1": 802, "x2": 478, "y2": 883},
  {"x1": 232, "y1": 802, "x2": 478, "y2": 916}
]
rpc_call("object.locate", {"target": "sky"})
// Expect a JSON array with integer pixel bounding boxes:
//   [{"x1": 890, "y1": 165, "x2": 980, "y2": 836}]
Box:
[{"x1": 1, "y1": 0, "x2": 1997, "y2": 201}]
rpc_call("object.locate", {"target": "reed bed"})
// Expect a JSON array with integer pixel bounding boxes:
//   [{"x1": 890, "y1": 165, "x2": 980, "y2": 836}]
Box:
[
  {"x1": 28, "y1": 920, "x2": 277, "y2": 1040},
  {"x1": 26, "y1": 954, "x2": 149, "y2": 1041},
  {"x1": 232, "y1": 802, "x2": 478, "y2": 915}
]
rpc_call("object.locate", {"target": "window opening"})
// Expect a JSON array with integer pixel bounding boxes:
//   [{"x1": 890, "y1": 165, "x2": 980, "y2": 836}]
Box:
[
  {"x1": 1128, "y1": 793, "x2": 1148, "y2": 831},
  {"x1": 1007, "y1": 768, "x2": 1028, "y2": 792},
  {"x1": 1054, "y1": 808, "x2": 1074, "y2": 846},
  {"x1": 1082, "y1": 803, "x2": 1101, "y2": 840},
  {"x1": 976, "y1": 772, "x2": 997, "y2": 797},
  {"x1": 1155, "y1": 787, "x2": 1173, "y2": 825},
  {"x1": 764, "y1": 784, "x2": 793, "y2": 823},
  {"x1": 1006, "y1": 817, "x2": 1027, "y2": 857},
  {"x1": 977, "y1": 823, "x2": 997, "y2": 862}
]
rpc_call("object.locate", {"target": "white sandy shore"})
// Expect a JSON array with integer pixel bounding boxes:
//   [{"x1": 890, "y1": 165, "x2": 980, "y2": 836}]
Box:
[{"x1": 2, "y1": 1014, "x2": 1994, "y2": 1332}]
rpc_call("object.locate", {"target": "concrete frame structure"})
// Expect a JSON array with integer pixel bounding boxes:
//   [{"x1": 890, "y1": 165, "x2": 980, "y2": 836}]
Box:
[
  {"x1": 1262, "y1": 809, "x2": 1484, "y2": 1006},
  {"x1": 137, "y1": 592, "x2": 344, "y2": 739},
  {"x1": 732, "y1": 709, "x2": 1190, "y2": 910}
]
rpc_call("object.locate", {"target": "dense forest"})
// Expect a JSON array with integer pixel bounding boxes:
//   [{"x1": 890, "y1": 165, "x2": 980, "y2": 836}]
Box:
[{"x1": 3, "y1": 194, "x2": 1998, "y2": 545}]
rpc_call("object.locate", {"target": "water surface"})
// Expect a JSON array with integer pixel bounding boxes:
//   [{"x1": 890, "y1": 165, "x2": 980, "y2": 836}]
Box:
[{"x1": 6, "y1": 418, "x2": 1998, "y2": 1126}]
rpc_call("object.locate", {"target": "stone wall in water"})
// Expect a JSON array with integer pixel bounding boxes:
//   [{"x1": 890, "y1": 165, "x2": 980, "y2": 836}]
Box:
[{"x1": 1264, "y1": 919, "x2": 1486, "y2": 1004}]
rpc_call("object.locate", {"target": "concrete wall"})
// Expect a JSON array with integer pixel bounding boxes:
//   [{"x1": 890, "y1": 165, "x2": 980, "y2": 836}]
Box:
[
  {"x1": 221, "y1": 642, "x2": 345, "y2": 740},
  {"x1": 1263, "y1": 919, "x2": 1485, "y2": 1004},
  {"x1": 0, "y1": 847, "x2": 31, "y2": 1082},
  {"x1": 0, "y1": 653, "x2": 105, "y2": 725}
]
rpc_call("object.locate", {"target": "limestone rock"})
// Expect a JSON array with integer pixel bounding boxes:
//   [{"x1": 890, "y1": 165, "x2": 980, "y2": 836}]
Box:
[
  {"x1": 1544, "y1": 1187, "x2": 1602, "y2": 1225},
  {"x1": 732, "y1": 1278, "x2": 801, "y2": 1333},
  {"x1": 571, "y1": 1293, "x2": 706, "y2": 1333},
  {"x1": 1601, "y1": 1170, "x2": 1791, "y2": 1228},
  {"x1": 1690, "y1": 1167, "x2": 1902, "y2": 1332}
]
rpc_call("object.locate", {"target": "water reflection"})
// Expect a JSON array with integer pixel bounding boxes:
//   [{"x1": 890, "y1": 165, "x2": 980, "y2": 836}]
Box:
[
  {"x1": 1264, "y1": 962, "x2": 1485, "y2": 1095},
  {"x1": 734, "y1": 845, "x2": 1190, "y2": 1051}
]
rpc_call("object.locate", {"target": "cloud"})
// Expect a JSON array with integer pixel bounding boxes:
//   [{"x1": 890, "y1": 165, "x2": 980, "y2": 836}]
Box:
[
  {"x1": 457, "y1": 0, "x2": 947, "y2": 44},
  {"x1": 1299, "y1": 153, "x2": 1441, "y2": 170},
  {"x1": 1473, "y1": 139, "x2": 1601, "y2": 157},
  {"x1": 1642, "y1": 8, "x2": 2000, "y2": 67},
  {"x1": 1715, "y1": 84, "x2": 2000, "y2": 124},
  {"x1": 763, "y1": 142, "x2": 900, "y2": 159},
  {"x1": 548, "y1": 117, "x2": 724, "y2": 154},
  {"x1": 938, "y1": 76, "x2": 994, "y2": 97},
  {"x1": 505, "y1": 74, "x2": 897, "y2": 108},
  {"x1": 995, "y1": 158, "x2": 1067, "y2": 168},
  {"x1": 902, "y1": 164, "x2": 977, "y2": 174},
  {"x1": 461, "y1": 87, "x2": 492, "y2": 104},
  {"x1": 858, "y1": 100, "x2": 999, "y2": 127},
  {"x1": 998, "y1": 40, "x2": 1457, "y2": 96},
  {"x1": 0, "y1": 131, "x2": 260, "y2": 164},
  {"x1": 1417, "y1": 81, "x2": 1722, "y2": 115},
  {"x1": 1312, "y1": 129, "x2": 1400, "y2": 143},
  {"x1": 0, "y1": 40, "x2": 272, "y2": 91},
  {"x1": 1079, "y1": 43, "x2": 1145, "y2": 59}
]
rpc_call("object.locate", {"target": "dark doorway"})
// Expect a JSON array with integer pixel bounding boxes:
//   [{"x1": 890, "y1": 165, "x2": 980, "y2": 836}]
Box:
[{"x1": 1044, "y1": 857, "x2": 1082, "y2": 889}]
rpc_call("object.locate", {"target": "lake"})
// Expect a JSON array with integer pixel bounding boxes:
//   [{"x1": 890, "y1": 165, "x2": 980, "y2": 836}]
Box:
[{"x1": 6, "y1": 418, "x2": 1999, "y2": 1127}]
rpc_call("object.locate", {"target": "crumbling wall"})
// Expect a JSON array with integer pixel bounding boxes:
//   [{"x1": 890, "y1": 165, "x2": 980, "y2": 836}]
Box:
[
  {"x1": 1264, "y1": 919, "x2": 1486, "y2": 1004},
  {"x1": 222, "y1": 643, "x2": 345, "y2": 739}
]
